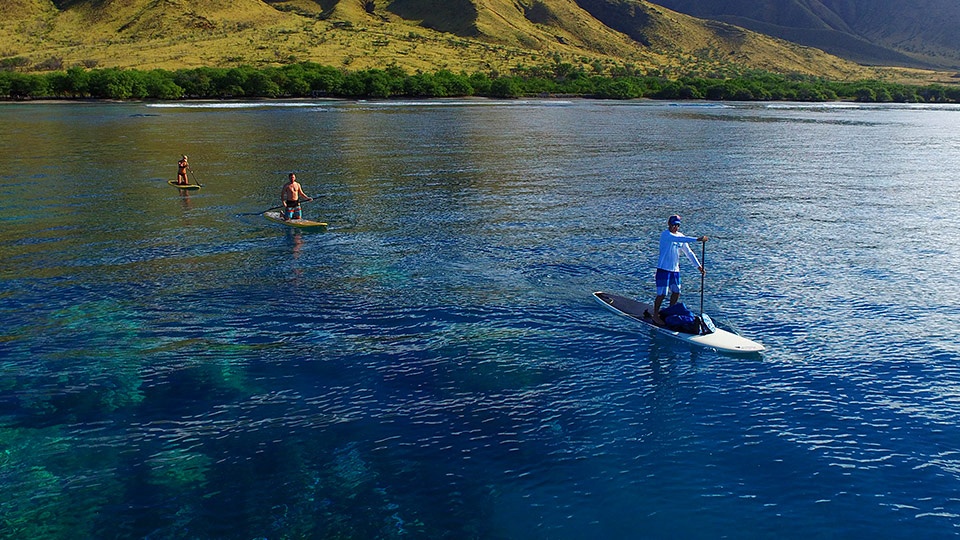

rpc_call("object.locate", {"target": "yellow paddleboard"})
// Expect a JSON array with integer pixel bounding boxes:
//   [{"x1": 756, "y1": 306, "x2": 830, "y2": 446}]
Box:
[
  {"x1": 264, "y1": 211, "x2": 327, "y2": 230},
  {"x1": 168, "y1": 180, "x2": 201, "y2": 190}
]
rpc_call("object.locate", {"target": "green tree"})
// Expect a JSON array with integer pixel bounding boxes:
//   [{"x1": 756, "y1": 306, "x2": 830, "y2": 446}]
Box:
[
  {"x1": 174, "y1": 67, "x2": 218, "y2": 97},
  {"x1": 919, "y1": 85, "x2": 947, "y2": 102},
  {"x1": 348, "y1": 68, "x2": 404, "y2": 98},
  {"x1": 143, "y1": 69, "x2": 183, "y2": 99},
  {"x1": 0, "y1": 56, "x2": 30, "y2": 71},
  {"x1": 4, "y1": 61, "x2": 952, "y2": 104},
  {"x1": 243, "y1": 70, "x2": 281, "y2": 97},
  {"x1": 653, "y1": 81, "x2": 701, "y2": 99},
  {"x1": 489, "y1": 77, "x2": 521, "y2": 98},
  {"x1": 433, "y1": 70, "x2": 473, "y2": 96},
  {"x1": 48, "y1": 66, "x2": 89, "y2": 97},
  {"x1": 87, "y1": 68, "x2": 138, "y2": 99},
  {"x1": 8, "y1": 72, "x2": 50, "y2": 98},
  {"x1": 468, "y1": 72, "x2": 492, "y2": 95},
  {"x1": 218, "y1": 67, "x2": 250, "y2": 97},
  {"x1": 404, "y1": 73, "x2": 441, "y2": 97},
  {"x1": 364, "y1": 70, "x2": 394, "y2": 98},
  {"x1": 595, "y1": 79, "x2": 640, "y2": 99},
  {"x1": 297, "y1": 62, "x2": 345, "y2": 96},
  {"x1": 944, "y1": 86, "x2": 960, "y2": 102},
  {"x1": 0, "y1": 71, "x2": 11, "y2": 96},
  {"x1": 339, "y1": 71, "x2": 367, "y2": 97},
  {"x1": 276, "y1": 64, "x2": 311, "y2": 96},
  {"x1": 853, "y1": 86, "x2": 876, "y2": 102}
]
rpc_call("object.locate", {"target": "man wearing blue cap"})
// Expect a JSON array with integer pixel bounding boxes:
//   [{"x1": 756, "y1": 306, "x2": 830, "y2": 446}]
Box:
[{"x1": 652, "y1": 214, "x2": 707, "y2": 325}]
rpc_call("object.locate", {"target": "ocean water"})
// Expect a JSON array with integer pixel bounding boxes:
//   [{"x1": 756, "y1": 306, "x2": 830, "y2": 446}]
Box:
[{"x1": 1, "y1": 99, "x2": 959, "y2": 539}]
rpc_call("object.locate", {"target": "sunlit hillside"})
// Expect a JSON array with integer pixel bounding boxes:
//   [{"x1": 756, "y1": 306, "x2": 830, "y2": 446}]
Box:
[{"x1": 0, "y1": 0, "x2": 950, "y2": 84}]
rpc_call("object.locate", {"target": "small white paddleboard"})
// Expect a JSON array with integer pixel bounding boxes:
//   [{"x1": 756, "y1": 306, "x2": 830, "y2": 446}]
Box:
[{"x1": 593, "y1": 291, "x2": 764, "y2": 354}]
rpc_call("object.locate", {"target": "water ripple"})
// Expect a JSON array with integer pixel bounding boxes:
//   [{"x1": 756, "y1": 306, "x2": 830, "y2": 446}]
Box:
[{"x1": 2, "y1": 100, "x2": 960, "y2": 538}]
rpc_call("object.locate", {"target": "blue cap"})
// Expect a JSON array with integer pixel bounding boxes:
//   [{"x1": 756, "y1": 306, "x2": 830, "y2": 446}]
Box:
[{"x1": 668, "y1": 215, "x2": 681, "y2": 226}]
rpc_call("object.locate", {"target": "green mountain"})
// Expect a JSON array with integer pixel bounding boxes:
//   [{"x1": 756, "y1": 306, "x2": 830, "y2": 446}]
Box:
[{"x1": 0, "y1": 0, "x2": 943, "y2": 83}]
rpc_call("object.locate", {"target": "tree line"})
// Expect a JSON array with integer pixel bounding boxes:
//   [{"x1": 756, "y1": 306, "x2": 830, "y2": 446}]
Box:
[{"x1": 0, "y1": 61, "x2": 958, "y2": 103}]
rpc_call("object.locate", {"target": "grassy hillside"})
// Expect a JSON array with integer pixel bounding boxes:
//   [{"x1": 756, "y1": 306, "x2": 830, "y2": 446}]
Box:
[{"x1": 0, "y1": 0, "x2": 950, "y2": 84}]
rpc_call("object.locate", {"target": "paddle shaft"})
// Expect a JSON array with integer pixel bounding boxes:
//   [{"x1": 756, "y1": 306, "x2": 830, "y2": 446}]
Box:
[
  {"x1": 266, "y1": 197, "x2": 313, "y2": 215},
  {"x1": 700, "y1": 240, "x2": 705, "y2": 316},
  {"x1": 237, "y1": 197, "x2": 315, "y2": 217},
  {"x1": 187, "y1": 168, "x2": 203, "y2": 187}
]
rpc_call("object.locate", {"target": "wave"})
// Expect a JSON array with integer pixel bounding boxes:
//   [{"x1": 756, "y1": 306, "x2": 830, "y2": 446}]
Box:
[{"x1": 145, "y1": 102, "x2": 330, "y2": 109}]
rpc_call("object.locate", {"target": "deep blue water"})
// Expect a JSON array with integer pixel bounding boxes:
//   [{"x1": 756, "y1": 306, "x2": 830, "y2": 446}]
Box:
[{"x1": 1, "y1": 99, "x2": 959, "y2": 539}]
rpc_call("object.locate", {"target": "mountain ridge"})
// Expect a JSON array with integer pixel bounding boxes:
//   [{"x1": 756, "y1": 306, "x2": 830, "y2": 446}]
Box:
[
  {"x1": 0, "y1": 0, "x2": 951, "y2": 85},
  {"x1": 650, "y1": 0, "x2": 960, "y2": 70}
]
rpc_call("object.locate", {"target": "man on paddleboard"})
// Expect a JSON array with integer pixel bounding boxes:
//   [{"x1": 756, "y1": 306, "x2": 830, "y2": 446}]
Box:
[
  {"x1": 177, "y1": 155, "x2": 190, "y2": 185},
  {"x1": 280, "y1": 173, "x2": 313, "y2": 221},
  {"x1": 652, "y1": 214, "x2": 707, "y2": 325}
]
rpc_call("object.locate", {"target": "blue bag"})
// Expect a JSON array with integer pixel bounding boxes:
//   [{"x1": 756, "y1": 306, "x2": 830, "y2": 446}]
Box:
[{"x1": 660, "y1": 303, "x2": 700, "y2": 334}]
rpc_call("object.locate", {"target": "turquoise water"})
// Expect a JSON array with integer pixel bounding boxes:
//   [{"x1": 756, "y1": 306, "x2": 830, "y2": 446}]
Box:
[{"x1": 1, "y1": 99, "x2": 959, "y2": 538}]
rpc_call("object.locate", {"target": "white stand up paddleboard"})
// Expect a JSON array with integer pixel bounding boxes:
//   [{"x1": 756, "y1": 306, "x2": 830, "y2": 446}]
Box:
[{"x1": 594, "y1": 291, "x2": 764, "y2": 354}]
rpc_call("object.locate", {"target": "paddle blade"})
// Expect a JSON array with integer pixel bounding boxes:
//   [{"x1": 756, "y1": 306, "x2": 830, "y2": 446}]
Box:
[{"x1": 700, "y1": 313, "x2": 717, "y2": 335}]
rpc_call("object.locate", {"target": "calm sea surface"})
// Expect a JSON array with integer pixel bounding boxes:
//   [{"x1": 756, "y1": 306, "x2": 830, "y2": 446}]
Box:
[{"x1": 1, "y1": 99, "x2": 959, "y2": 539}]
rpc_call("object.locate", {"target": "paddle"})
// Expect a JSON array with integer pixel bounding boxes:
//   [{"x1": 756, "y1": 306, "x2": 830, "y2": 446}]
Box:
[
  {"x1": 290, "y1": 197, "x2": 316, "y2": 220},
  {"x1": 187, "y1": 168, "x2": 203, "y2": 187},
  {"x1": 699, "y1": 239, "x2": 716, "y2": 335},
  {"x1": 700, "y1": 240, "x2": 705, "y2": 316},
  {"x1": 237, "y1": 197, "x2": 314, "y2": 217},
  {"x1": 237, "y1": 204, "x2": 283, "y2": 217}
]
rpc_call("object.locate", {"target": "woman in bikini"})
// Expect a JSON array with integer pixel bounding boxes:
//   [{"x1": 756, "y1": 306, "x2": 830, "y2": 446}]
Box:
[{"x1": 177, "y1": 155, "x2": 189, "y2": 185}]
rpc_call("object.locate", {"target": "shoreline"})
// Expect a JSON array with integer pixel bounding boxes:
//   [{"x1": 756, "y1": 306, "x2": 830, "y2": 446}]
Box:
[{"x1": 4, "y1": 95, "x2": 960, "y2": 106}]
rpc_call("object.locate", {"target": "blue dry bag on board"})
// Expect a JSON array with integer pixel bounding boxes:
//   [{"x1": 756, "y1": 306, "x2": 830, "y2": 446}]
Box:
[{"x1": 660, "y1": 303, "x2": 700, "y2": 334}]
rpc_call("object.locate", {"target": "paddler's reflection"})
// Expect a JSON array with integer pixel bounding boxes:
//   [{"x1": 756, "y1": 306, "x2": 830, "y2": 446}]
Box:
[
  {"x1": 178, "y1": 189, "x2": 191, "y2": 209},
  {"x1": 287, "y1": 229, "x2": 303, "y2": 259}
]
